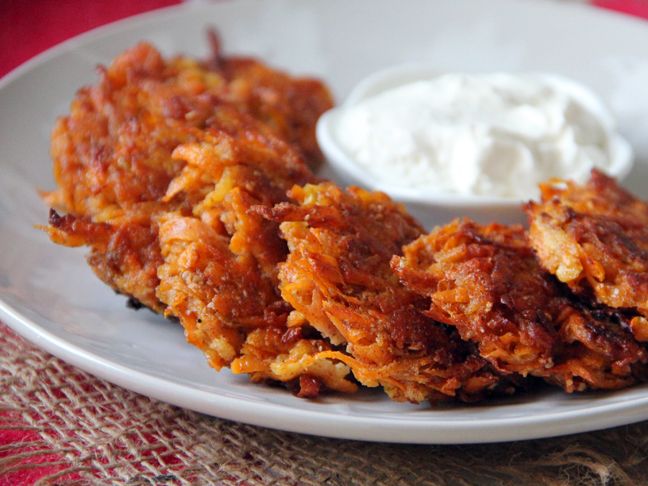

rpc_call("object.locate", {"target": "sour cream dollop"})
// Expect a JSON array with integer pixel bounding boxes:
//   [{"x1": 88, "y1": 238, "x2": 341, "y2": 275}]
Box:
[{"x1": 332, "y1": 73, "x2": 624, "y2": 199}]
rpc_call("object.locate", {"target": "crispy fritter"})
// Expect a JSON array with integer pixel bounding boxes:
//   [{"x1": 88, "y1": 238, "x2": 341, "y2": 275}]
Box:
[
  {"x1": 154, "y1": 140, "x2": 356, "y2": 394},
  {"x1": 261, "y1": 183, "x2": 510, "y2": 403},
  {"x1": 44, "y1": 41, "x2": 355, "y2": 396},
  {"x1": 45, "y1": 41, "x2": 331, "y2": 311},
  {"x1": 155, "y1": 140, "x2": 348, "y2": 385},
  {"x1": 156, "y1": 213, "x2": 355, "y2": 395},
  {"x1": 47, "y1": 209, "x2": 163, "y2": 309},
  {"x1": 207, "y1": 30, "x2": 333, "y2": 167},
  {"x1": 393, "y1": 219, "x2": 648, "y2": 392},
  {"x1": 526, "y1": 170, "x2": 648, "y2": 341}
]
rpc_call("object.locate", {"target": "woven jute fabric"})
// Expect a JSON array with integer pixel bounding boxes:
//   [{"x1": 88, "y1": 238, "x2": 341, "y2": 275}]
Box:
[{"x1": 1, "y1": 324, "x2": 648, "y2": 485}]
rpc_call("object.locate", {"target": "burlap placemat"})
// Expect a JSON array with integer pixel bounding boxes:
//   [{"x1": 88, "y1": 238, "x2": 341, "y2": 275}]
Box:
[{"x1": 1, "y1": 323, "x2": 647, "y2": 485}]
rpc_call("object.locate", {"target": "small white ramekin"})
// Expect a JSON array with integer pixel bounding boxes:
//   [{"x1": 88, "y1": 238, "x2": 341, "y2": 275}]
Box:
[{"x1": 317, "y1": 65, "x2": 634, "y2": 227}]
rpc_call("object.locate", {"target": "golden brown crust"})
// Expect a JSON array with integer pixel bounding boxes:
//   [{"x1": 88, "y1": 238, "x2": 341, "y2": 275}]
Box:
[
  {"x1": 262, "y1": 183, "x2": 510, "y2": 403},
  {"x1": 526, "y1": 170, "x2": 648, "y2": 340},
  {"x1": 155, "y1": 206, "x2": 355, "y2": 395},
  {"x1": 44, "y1": 42, "x2": 328, "y2": 311},
  {"x1": 206, "y1": 29, "x2": 333, "y2": 168},
  {"x1": 145, "y1": 92, "x2": 355, "y2": 396},
  {"x1": 393, "y1": 219, "x2": 648, "y2": 392},
  {"x1": 43, "y1": 42, "x2": 354, "y2": 397},
  {"x1": 46, "y1": 209, "x2": 164, "y2": 310},
  {"x1": 44, "y1": 42, "x2": 648, "y2": 403},
  {"x1": 214, "y1": 62, "x2": 332, "y2": 169}
]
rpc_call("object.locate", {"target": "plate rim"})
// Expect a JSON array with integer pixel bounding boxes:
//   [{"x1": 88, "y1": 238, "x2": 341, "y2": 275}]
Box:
[
  {"x1": 4, "y1": 298, "x2": 648, "y2": 444},
  {"x1": 2, "y1": 0, "x2": 648, "y2": 444},
  {"x1": 3, "y1": 0, "x2": 647, "y2": 90}
]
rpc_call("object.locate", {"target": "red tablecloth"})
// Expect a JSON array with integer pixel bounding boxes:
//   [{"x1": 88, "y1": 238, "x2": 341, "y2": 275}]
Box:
[{"x1": 0, "y1": 0, "x2": 181, "y2": 77}]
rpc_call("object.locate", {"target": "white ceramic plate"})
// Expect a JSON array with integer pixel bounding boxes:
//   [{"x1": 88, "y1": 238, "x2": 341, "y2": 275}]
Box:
[{"x1": 2, "y1": 0, "x2": 648, "y2": 444}]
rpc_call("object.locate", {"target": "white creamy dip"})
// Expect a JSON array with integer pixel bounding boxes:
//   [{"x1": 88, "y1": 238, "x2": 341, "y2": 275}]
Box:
[{"x1": 333, "y1": 73, "x2": 618, "y2": 198}]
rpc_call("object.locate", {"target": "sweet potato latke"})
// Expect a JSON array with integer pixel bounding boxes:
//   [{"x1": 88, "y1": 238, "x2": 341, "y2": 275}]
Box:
[
  {"x1": 44, "y1": 40, "x2": 359, "y2": 397},
  {"x1": 45, "y1": 39, "x2": 332, "y2": 312},
  {"x1": 155, "y1": 140, "x2": 355, "y2": 395},
  {"x1": 392, "y1": 219, "x2": 648, "y2": 392},
  {"x1": 259, "y1": 183, "x2": 510, "y2": 402},
  {"x1": 527, "y1": 170, "x2": 648, "y2": 341}
]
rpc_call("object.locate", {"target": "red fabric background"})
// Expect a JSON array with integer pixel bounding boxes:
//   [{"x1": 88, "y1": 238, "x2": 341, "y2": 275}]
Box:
[
  {"x1": 0, "y1": 0, "x2": 180, "y2": 77},
  {"x1": 593, "y1": 0, "x2": 648, "y2": 18}
]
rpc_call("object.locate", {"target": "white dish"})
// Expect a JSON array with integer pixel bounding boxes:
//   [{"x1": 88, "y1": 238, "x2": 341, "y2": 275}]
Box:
[
  {"x1": 318, "y1": 65, "x2": 634, "y2": 226},
  {"x1": 1, "y1": 0, "x2": 648, "y2": 444}
]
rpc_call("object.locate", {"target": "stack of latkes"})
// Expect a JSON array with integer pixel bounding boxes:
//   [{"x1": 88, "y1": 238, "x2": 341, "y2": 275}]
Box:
[{"x1": 44, "y1": 41, "x2": 648, "y2": 404}]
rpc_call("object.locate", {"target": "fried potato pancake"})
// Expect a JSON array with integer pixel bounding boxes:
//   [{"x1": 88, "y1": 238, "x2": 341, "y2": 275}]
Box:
[
  {"x1": 207, "y1": 30, "x2": 332, "y2": 168},
  {"x1": 393, "y1": 219, "x2": 648, "y2": 392},
  {"x1": 155, "y1": 141, "x2": 355, "y2": 395},
  {"x1": 44, "y1": 41, "x2": 355, "y2": 396},
  {"x1": 261, "y1": 183, "x2": 510, "y2": 403},
  {"x1": 156, "y1": 213, "x2": 355, "y2": 396},
  {"x1": 47, "y1": 209, "x2": 164, "y2": 310},
  {"x1": 45, "y1": 41, "x2": 332, "y2": 311},
  {"x1": 527, "y1": 170, "x2": 648, "y2": 341}
]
